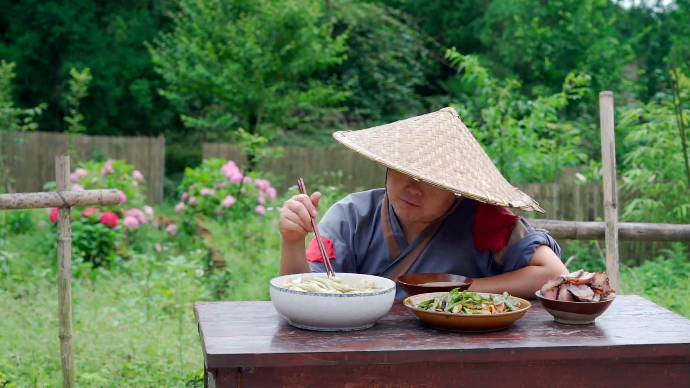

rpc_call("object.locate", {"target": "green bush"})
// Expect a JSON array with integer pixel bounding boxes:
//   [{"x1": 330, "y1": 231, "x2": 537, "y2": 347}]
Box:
[{"x1": 176, "y1": 159, "x2": 279, "y2": 223}]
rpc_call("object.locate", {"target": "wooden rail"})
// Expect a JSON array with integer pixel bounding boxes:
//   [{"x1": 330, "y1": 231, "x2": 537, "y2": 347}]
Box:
[{"x1": 528, "y1": 219, "x2": 690, "y2": 242}]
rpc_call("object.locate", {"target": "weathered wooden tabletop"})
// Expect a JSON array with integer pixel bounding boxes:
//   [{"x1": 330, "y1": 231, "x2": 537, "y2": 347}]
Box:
[{"x1": 195, "y1": 295, "x2": 690, "y2": 388}]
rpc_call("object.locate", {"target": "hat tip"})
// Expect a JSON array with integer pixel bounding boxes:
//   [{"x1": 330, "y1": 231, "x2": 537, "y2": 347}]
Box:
[{"x1": 439, "y1": 106, "x2": 460, "y2": 117}]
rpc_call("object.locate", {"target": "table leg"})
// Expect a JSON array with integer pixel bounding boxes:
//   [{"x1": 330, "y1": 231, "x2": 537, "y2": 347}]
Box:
[{"x1": 206, "y1": 368, "x2": 239, "y2": 388}]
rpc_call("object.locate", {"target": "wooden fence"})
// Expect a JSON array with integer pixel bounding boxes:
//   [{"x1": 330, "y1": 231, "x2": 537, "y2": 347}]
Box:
[
  {"x1": 203, "y1": 143, "x2": 388, "y2": 192},
  {"x1": 1, "y1": 132, "x2": 166, "y2": 203},
  {"x1": 204, "y1": 143, "x2": 682, "y2": 265}
]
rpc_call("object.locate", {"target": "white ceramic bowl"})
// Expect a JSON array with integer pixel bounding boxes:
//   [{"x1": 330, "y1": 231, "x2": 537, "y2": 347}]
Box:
[{"x1": 269, "y1": 272, "x2": 396, "y2": 331}]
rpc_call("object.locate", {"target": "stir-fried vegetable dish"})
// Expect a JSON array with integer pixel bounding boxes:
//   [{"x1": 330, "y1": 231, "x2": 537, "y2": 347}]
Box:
[
  {"x1": 280, "y1": 276, "x2": 380, "y2": 294},
  {"x1": 416, "y1": 289, "x2": 520, "y2": 314}
]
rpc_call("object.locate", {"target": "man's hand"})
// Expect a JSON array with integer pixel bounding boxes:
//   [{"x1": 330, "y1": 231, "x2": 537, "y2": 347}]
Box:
[{"x1": 468, "y1": 245, "x2": 569, "y2": 299}]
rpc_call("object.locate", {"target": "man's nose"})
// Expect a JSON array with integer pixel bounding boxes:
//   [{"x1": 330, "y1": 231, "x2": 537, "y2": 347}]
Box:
[{"x1": 406, "y1": 181, "x2": 423, "y2": 196}]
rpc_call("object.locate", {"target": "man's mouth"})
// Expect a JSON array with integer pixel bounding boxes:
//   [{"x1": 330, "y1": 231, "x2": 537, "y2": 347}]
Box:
[{"x1": 401, "y1": 198, "x2": 420, "y2": 207}]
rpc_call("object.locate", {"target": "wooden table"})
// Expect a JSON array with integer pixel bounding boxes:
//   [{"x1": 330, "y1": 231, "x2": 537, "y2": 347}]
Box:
[{"x1": 194, "y1": 295, "x2": 690, "y2": 388}]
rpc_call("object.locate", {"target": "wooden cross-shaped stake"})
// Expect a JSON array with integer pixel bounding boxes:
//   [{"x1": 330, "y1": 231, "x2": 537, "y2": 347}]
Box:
[{"x1": 0, "y1": 155, "x2": 119, "y2": 388}]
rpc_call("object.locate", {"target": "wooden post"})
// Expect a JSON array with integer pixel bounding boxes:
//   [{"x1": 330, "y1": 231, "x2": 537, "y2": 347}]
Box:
[
  {"x1": 56, "y1": 155, "x2": 76, "y2": 388},
  {"x1": 0, "y1": 158, "x2": 119, "y2": 388},
  {"x1": 599, "y1": 91, "x2": 620, "y2": 292}
]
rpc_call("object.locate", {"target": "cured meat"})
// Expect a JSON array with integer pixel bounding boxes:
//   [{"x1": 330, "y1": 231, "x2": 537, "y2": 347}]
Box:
[
  {"x1": 557, "y1": 283, "x2": 573, "y2": 301},
  {"x1": 539, "y1": 268, "x2": 617, "y2": 303},
  {"x1": 542, "y1": 288, "x2": 558, "y2": 300},
  {"x1": 592, "y1": 271, "x2": 608, "y2": 286},
  {"x1": 569, "y1": 271, "x2": 595, "y2": 285},
  {"x1": 541, "y1": 276, "x2": 565, "y2": 293},
  {"x1": 564, "y1": 269, "x2": 584, "y2": 282},
  {"x1": 568, "y1": 284, "x2": 595, "y2": 302}
]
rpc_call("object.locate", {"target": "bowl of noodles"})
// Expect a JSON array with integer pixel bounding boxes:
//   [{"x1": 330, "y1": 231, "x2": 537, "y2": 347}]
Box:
[{"x1": 269, "y1": 272, "x2": 396, "y2": 332}]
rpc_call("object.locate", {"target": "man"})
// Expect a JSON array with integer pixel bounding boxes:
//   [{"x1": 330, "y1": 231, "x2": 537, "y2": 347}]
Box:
[{"x1": 279, "y1": 107, "x2": 569, "y2": 300}]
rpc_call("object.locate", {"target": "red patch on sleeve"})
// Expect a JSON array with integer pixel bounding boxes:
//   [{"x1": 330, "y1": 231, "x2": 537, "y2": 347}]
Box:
[
  {"x1": 473, "y1": 202, "x2": 518, "y2": 251},
  {"x1": 305, "y1": 236, "x2": 337, "y2": 262}
]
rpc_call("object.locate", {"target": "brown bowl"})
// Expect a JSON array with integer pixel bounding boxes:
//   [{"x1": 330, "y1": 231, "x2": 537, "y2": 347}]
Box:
[
  {"x1": 403, "y1": 292, "x2": 531, "y2": 332},
  {"x1": 535, "y1": 291, "x2": 615, "y2": 325},
  {"x1": 396, "y1": 273, "x2": 473, "y2": 296}
]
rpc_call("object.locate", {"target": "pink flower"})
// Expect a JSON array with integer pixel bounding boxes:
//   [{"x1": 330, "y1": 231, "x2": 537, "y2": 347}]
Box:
[
  {"x1": 101, "y1": 168, "x2": 108, "y2": 177},
  {"x1": 155, "y1": 243, "x2": 162, "y2": 253},
  {"x1": 220, "y1": 195, "x2": 237, "y2": 208},
  {"x1": 133, "y1": 170, "x2": 144, "y2": 180},
  {"x1": 175, "y1": 202, "x2": 186, "y2": 214},
  {"x1": 227, "y1": 172, "x2": 243, "y2": 184},
  {"x1": 214, "y1": 181, "x2": 228, "y2": 190},
  {"x1": 258, "y1": 196, "x2": 265, "y2": 205},
  {"x1": 117, "y1": 190, "x2": 127, "y2": 204},
  {"x1": 82, "y1": 208, "x2": 99, "y2": 218},
  {"x1": 214, "y1": 210, "x2": 225, "y2": 216},
  {"x1": 123, "y1": 216, "x2": 139, "y2": 229},
  {"x1": 240, "y1": 187, "x2": 246, "y2": 193},
  {"x1": 181, "y1": 192, "x2": 188, "y2": 202},
  {"x1": 131, "y1": 181, "x2": 139, "y2": 187},
  {"x1": 188, "y1": 196, "x2": 197, "y2": 206},
  {"x1": 221, "y1": 162, "x2": 240, "y2": 176},
  {"x1": 254, "y1": 179, "x2": 271, "y2": 192},
  {"x1": 98, "y1": 211, "x2": 119, "y2": 228},
  {"x1": 266, "y1": 187, "x2": 277, "y2": 200},
  {"x1": 125, "y1": 208, "x2": 147, "y2": 224},
  {"x1": 242, "y1": 176, "x2": 253, "y2": 184},
  {"x1": 105, "y1": 160, "x2": 115, "y2": 173},
  {"x1": 144, "y1": 206, "x2": 154, "y2": 216},
  {"x1": 255, "y1": 205, "x2": 266, "y2": 216},
  {"x1": 166, "y1": 223, "x2": 178, "y2": 236},
  {"x1": 71, "y1": 184, "x2": 84, "y2": 191},
  {"x1": 49, "y1": 208, "x2": 58, "y2": 223},
  {"x1": 188, "y1": 185, "x2": 194, "y2": 190},
  {"x1": 200, "y1": 188, "x2": 215, "y2": 196},
  {"x1": 75, "y1": 168, "x2": 88, "y2": 178},
  {"x1": 70, "y1": 173, "x2": 80, "y2": 182}
]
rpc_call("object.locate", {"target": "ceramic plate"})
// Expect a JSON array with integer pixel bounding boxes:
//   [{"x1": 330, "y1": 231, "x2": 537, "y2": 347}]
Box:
[{"x1": 403, "y1": 292, "x2": 531, "y2": 332}]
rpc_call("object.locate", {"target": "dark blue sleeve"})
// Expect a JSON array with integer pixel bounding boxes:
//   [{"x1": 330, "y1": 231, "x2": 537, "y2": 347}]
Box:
[
  {"x1": 306, "y1": 197, "x2": 357, "y2": 274},
  {"x1": 500, "y1": 228, "x2": 562, "y2": 272}
]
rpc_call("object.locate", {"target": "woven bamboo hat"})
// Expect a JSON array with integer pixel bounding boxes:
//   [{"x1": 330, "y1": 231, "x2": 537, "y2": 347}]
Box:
[{"x1": 332, "y1": 107, "x2": 544, "y2": 212}]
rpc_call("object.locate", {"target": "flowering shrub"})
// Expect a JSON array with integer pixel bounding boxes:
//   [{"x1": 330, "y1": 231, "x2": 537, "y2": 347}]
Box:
[
  {"x1": 176, "y1": 158, "x2": 278, "y2": 222},
  {"x1": 69, "y1": 159, "x2": 148, "y2": 212},
  {"x1": 44, "y1": 159, "x2": 159, "y2": 231},
  {"x1": 41, "y1": 159, "x2": 168, "y2": 264},
  {"x1": 42, "y1": 207, "x2": 125, "y2": 266}
]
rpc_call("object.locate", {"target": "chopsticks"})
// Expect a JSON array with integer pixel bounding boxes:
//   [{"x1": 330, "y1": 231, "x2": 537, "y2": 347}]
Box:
[{"x1": 297, "y1": 177, "x2": 336, "y2": 278}]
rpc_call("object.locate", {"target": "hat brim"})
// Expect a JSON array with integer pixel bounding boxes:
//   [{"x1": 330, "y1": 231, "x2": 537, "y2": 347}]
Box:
[{"x1": 332, "y1": 107, "x2": 545, "y2": 213}]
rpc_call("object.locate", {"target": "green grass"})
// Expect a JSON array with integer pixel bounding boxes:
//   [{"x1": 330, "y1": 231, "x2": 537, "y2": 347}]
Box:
[
  {"x1": 0, "y1": 243, "x2": 209, "y2": 387},
  {"x1": 620, "y1": 243, "x2": 690, "y2": 318}
]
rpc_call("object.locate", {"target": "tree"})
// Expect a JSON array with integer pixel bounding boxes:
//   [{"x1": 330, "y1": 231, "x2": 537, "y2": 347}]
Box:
[
  {"x1": 479, "y1": 0, "x2": 634, "y2": 100},
  {"x1": 147, "y1": 0, "x2": 350, "y2": 166},
  {"x1": 0, "y1": 61, "x2": 47, "y2": 193},
  {"x1": 444, "y1": 49, "x2": 591, "y2": 183},
  {"x1": 64, "y1": 67, "x2": 93, "y2": 161},
  {"x1": 0, "y1": 0, "x2": 178, "y2": 136}
]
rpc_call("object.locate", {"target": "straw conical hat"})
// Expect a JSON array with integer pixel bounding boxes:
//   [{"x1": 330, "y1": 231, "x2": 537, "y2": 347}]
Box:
[{"x1": 333, "y1": 107, "x2": 544, "y2": 213}]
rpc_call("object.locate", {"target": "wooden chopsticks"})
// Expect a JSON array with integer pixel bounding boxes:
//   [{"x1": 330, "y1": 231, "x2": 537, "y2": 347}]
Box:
[{"x1": 297, "y1": 178, "x2": 336, "y2": 278}]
